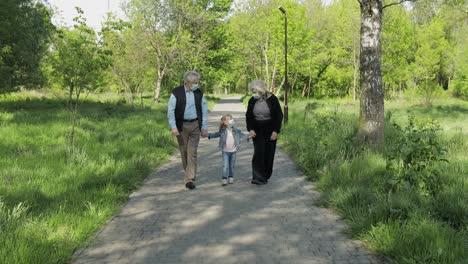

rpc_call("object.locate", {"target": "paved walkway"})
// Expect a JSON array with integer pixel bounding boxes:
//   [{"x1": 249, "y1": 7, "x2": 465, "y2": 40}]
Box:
[{"x1": 73, "y1": 97, "x2": 383, "y2": 264}]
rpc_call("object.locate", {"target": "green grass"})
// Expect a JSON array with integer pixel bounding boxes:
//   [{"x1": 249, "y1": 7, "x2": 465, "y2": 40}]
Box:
[
  {"x1": 280, "y1": 94, "x2": 468, "y2": 264},
  {"x1": 0, "y1": 90, "x2": 219, "y2": 263}
]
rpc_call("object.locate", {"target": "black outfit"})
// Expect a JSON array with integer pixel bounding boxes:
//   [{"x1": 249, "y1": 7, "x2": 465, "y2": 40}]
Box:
[
  {"x1": 172, "y1": 85, "x2": 204, "y2": 133},
  {"x1": 246, "y1": 93, "x2": 283, "y2": 183}
]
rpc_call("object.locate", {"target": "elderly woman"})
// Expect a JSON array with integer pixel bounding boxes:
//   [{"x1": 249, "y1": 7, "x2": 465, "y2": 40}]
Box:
[{"x1": 246, "y1": 80, "x2": 284, "y2": 185}]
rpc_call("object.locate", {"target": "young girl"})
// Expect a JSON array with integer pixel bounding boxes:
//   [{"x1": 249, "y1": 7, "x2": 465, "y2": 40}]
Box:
[{"x1": 208, "y1": 114, "x2": 249, "y2": 186}]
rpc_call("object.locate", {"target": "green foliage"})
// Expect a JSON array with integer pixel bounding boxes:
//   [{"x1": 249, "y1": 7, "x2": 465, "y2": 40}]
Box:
[
  {"x1": 385, "y1": 117, "x2": 448, "y2": 196},
  {"x1": 382, "y1": 5, "x2": 414, "y2": 98},
  {"x1": 49, "y1": 9, "x2": 110, "y2": 96},
  {"x1": 281, "y1": 98, "x2": 468, "y2": 263},
  {"x1": 0, "y1": 0, "x2": 54, "y2": 93},
  {"x1": 0, "y1": 91, "x2": 175, "y2": 263},
  {"x1": 101, "y1": 17, "x2": 150, "y2": 107}
]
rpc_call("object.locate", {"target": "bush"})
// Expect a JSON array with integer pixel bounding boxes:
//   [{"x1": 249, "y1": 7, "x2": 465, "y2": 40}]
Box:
[
  {"x1": 452, "y1": 78, "x2": 468, "y2": 100},
  {"x1": 385, "y1": 116, "x2": 448, "y2": 196}
]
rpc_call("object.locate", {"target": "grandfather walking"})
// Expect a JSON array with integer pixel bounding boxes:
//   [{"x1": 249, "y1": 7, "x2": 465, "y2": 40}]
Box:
[{"x1": 167, "y1": 71, "x2": 208, "y2": 190}]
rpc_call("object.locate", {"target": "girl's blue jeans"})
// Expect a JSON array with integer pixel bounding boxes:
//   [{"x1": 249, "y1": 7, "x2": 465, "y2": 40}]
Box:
[{"x1": 222, "y1": 151, "x2": 236, "y2": 179}]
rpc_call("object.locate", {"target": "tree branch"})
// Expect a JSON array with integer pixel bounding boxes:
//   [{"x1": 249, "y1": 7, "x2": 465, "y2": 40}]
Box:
[
  {"x1": 383, "y1": 0, "x2": 417, "y2": 9},
  {"x1": 357, "y1": 0, "x2": 362, "y2": 5}
]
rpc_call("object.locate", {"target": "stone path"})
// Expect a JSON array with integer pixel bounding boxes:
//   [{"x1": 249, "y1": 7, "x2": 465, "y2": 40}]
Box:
[{"x1": 73, "y1": 97, "x2": 383, "y2": 264}]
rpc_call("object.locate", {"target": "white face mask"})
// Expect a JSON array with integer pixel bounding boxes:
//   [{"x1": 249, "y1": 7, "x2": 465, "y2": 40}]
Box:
[
  {"x1": 228, "y1": 119, "x2": 235, "y2": 126},
  {"x1": 191, "y1": 84, "x2": 199, "y2": 91},
  {"x1": 252, "y1": 92, "x2": 260, "y2": 99}
]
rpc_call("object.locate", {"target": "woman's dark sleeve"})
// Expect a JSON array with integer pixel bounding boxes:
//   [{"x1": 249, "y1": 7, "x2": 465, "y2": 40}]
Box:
[
  {"x1": 272, "y1": 95, "x2": 283, "y2": 133},
  {"x1": 246, "y1": 97, "x2": 255, "y2": 132}
]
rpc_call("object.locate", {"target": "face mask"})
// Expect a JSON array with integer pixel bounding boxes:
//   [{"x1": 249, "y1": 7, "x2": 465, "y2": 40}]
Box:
[
  {"x1": 228, "y1": 119, "x2": 235, "y2": 126},
  {"x1": 191, "y1": 84, "x2": 199, "y2": 91},
  {"x1": 252, "y1": 92, "x2": 260, "y2": 99}
]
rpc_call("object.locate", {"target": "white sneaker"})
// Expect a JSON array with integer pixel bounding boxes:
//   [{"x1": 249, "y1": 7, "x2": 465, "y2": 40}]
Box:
[
  {"x1": 228, "y1": 177, "x2": 234, "y2": 184},
  {"x1": 222, "y1": 178, "x2": 228, "y2": 186}
]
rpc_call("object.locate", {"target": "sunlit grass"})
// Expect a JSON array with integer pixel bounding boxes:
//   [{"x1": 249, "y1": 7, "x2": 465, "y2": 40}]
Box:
[
  {"x1": 0, "y1": 90, "x2": 219, "y2": 263},
  {"x1": 280, "y1": 94, "x2": 468, "y2": 263}
]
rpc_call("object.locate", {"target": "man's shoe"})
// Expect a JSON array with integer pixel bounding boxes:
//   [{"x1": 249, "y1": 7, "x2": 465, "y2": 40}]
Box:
[
  {"x1": 185, "y1": 181, "x2": 196, "y2": 190},
  {"x1": 228, "y1": 177, "x2": 234, "y2": 184},
  {"x1": 222, "y1": 178, "x2": 228, "y2": 186}
]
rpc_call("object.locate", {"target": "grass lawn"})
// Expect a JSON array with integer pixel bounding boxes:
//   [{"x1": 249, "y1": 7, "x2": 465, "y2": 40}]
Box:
[
  {"x1": 279, "y1": 94, "x2": 468, "y2": 264},
  {"x1": 0, "y1": 90, "x2": 219, "y2": 263}
]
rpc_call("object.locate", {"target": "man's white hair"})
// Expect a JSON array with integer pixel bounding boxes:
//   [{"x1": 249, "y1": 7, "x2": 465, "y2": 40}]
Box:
[
  {"x1": 248, "y1": 80, "x2": 267, "y2": 93},
  {"x1": 184, "y1": 71, "x2": 201, "y2": 83}
]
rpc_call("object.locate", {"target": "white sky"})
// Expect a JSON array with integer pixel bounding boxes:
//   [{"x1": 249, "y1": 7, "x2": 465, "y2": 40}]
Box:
[{"x1": 47, "y1": 0, "x2": 127, "y2": 30}]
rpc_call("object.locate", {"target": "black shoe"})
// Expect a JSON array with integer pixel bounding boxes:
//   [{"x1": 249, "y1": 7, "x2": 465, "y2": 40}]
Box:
[
  {"x1": 251, "y1": 179, "x2": 266, "y2": 185},
  {"x1": 185, "y1": 181, "x2": 196, "y2": 190}
]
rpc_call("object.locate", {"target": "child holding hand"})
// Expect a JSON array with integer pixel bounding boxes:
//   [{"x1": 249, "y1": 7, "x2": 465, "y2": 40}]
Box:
[{"x1": 208, "y1": 114, "x2": 249, "y2": 186}]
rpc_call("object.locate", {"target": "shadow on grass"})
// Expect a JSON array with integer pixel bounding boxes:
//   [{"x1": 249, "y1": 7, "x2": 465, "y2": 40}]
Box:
[
  {"x1": 0, "y1": 97, "x2": 160, "y2": 125},
  {"x1": 405, "y1": 104, "x2": 468, "y2": 119}
]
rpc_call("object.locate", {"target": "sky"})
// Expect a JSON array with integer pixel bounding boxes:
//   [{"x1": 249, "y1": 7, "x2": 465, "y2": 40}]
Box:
[
  {"x1": 48, "y1": 0, "x2": 334, "y2": 31},
  {"x1": 47, "y1": 0, "x2": 127, "y2": 30}
]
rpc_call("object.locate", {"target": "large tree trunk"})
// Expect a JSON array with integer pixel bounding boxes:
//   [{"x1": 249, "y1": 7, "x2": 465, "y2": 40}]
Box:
[
  {"x1": 357, "y1": 0, "x2": 384, "y2": 144},
  {"x1": 353, "y1": 43, "x2": 359, "y2": 102}
]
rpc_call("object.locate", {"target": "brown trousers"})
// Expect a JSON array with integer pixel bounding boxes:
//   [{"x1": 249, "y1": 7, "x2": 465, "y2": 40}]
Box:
[{"x1": 176, "y1": 121, "x2": 200, "y2": 183}]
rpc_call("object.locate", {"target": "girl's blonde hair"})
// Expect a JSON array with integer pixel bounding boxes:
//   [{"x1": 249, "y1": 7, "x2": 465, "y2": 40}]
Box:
[{"x1": 219, "y1": 114, "x2": 233, "y2": 130}]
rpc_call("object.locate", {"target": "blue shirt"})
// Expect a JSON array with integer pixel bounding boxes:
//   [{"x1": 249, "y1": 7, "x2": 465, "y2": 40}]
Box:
[{"x1": 167, "y1": 86, "x2": 208, "y2": 130}]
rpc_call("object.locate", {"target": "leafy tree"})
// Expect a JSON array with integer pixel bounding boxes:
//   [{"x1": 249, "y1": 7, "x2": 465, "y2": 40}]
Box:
[
  {"x1": 102, "y1": 18, "x2": 152, "y2": 108},
  {"x1": 0, "y1": 0, "x2": 54, "y2": 93},
  {"x1": 49, "y1": 8, "x2": 110, "y2": 145},
  {"x1": 413, "y1": 17, "x2": 449, "y2": 105},
  {"x1": 382, "y1": 5, "x2": 414, "y2": 98}
]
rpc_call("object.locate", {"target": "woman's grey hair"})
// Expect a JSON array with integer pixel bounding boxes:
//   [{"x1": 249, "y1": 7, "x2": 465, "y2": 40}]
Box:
[
  {"x1": 184, "y1": 71, "x2": 201, "y2": 83},
  {"x1": 248, "y1": 80, "x2": 267, "y2": 93}
]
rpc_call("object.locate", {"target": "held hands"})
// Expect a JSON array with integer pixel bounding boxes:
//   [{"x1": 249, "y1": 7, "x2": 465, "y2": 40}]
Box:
[
  {"x1": 171, "y1": 128, "x2": 180, "y2": 137},
  {"x1": 270, "y1": 131, "x2": 278, "y2": 141},
  {"x1": 249, "y1": 130, "x2": 256, "y2": 139},
  {"x1": 172, "y1": 128, "x2": 208, "y2": 138}
]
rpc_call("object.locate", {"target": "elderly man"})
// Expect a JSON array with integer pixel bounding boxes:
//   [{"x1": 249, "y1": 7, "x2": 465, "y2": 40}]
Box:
[{"x1": 168, "y1": 71, "x2": 208, "y2": 190}]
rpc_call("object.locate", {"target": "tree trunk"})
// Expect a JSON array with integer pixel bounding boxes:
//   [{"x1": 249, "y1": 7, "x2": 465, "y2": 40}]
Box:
[
  {"x1": 70, "y1": 87, "x2": 82, "y2": 146},
  {"x1": 154, "y1": 64, "x2": 166, "y2": 104},
  {"x1": 358, "y1": 0, "x2": 384, "y2": 144},
  {"x1": 264, "y1": 38, "x2": 270, "y2": 88},
  {"x1": 68, "y1": 84, "x2": 74, "y2": 110},
  {"x1": 154, "y1": 76, "x2": 163, "y2": 104},
  {"x1": 353, "y1": 45, "x2": 358, "y2": 102}
]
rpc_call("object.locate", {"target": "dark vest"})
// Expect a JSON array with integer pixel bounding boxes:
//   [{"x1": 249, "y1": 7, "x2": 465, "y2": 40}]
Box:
[{"x1": 172, "y1": 85, "x2": 203, "y2": 132}]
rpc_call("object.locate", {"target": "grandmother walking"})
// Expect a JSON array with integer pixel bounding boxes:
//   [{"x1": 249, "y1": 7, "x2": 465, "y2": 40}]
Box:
[{"x1": 246, "y1": 80, "x2": 283, "y2": 185}]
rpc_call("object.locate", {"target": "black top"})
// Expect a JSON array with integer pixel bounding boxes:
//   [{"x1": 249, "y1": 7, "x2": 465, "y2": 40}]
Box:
[
  {"x1": 246, "y1": 93, "x2": 283, "y2": 133},
  {"x1": 171, "y1": 85, "x2": 203, "y2": 132}
]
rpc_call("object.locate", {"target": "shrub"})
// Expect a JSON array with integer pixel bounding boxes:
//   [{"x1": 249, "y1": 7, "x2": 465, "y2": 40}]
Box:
[{"x1": 385, "y1": 116, "x2": 448, "y2": 196}]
